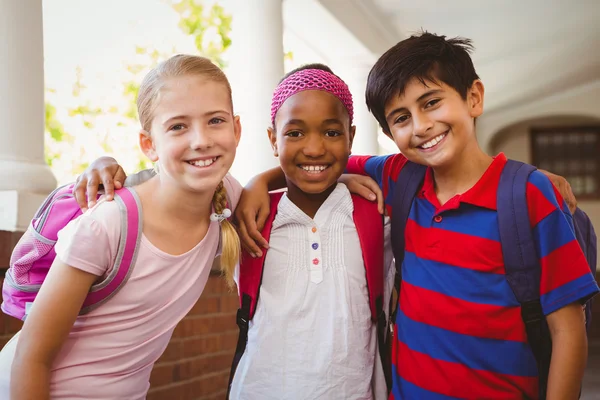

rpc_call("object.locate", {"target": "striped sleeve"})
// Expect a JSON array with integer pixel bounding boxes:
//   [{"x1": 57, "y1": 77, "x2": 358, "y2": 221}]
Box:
[
  {"x1": 526, "y1": 171, "x2": 599, "y2": 315},
  {"x1": 346, "y1": 154, "x2": 409, "y2": 216}
]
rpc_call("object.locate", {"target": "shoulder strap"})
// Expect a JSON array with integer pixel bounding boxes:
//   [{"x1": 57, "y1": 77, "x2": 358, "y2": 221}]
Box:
[
  {"x1": 573, "y1": 208, "x2": 597, "y2": 276},
  {"x1": 228, "y1": 191, "x2": 284, "y2": 398},
  {"x1": 80, "y1": 187, "x2": 142, "y2": 314},
  {"x1": 351, "y1": 193, "x2": 389, "y2": 390},
  {"x1": 390, "y1": 161, "x2": 427, "y2": 292},
  {"x1": 497, "y1": 159, "x2": 550, "y2": 400},
  {"x1": 351, "y1": 194, "x2": 384, "y2": 322}
]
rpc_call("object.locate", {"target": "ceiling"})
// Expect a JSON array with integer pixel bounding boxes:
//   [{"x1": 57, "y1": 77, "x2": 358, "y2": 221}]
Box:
[{"x1": 288, "y1": 0, "x2": 600, "y2": 114}]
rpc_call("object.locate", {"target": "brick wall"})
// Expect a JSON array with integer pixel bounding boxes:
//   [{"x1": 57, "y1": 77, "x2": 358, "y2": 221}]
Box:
[{"x1": 0, "y1": 230, "x2": 240, "y2": 399}]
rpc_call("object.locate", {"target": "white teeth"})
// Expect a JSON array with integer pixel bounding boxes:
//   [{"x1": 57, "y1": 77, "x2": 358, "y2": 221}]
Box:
[
  {"x1": 301, "y1": 165, "x2": 327, "y2": 174},
  {"x1": 188, "y1": 157, "x2": 217, "y2": 167},
  {"x1": 420, "y1": 133, "x2": 446, "y2": 149}
]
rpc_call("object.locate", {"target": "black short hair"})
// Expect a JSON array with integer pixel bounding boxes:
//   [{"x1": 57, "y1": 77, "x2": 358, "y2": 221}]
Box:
[
  {"x1": 366, "y1": 32, "x2": 480, "y2": 133},
  {"x1": 279, "y1": 63, "x2": 336, "y2": 83}
]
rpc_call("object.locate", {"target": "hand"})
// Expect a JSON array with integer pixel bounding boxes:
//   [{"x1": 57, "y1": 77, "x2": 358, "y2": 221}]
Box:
[
  {"x1": 339, "y1": 174, "x2": 385, "y2": 214},
  {"x1": 234, "y1": 179, "x2": 271, "y2": 257},
  {"x1": 539, "y1": 169, "x2": 577, "y2": 214},
  {"x1": 73, "y1": 157, "x2": 126, "y2": 212}
]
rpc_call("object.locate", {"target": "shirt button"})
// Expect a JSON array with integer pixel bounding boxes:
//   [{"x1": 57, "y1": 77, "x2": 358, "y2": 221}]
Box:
[
  {"x1": 434, "y1": 215, "x2": 443, "y2": 223},
  {"x1": 312, "y1": 258, "x2": 320, "y2": 265},
  {"x1": 311, "y1": 227, "x2": 317, "y2": 233},
  {"x1": 312, "y1": 243, "x2": 319, "y2": 250}
]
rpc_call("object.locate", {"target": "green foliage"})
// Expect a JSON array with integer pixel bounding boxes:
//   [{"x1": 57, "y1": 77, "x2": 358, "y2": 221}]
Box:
[{"x1": 44, "y1": 1, "x2": 232, "y2": 184}]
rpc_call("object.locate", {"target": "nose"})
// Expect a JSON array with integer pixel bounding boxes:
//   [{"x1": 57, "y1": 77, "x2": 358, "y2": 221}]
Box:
[
  {"x1": 190, "y1": 127, "x2": 214, "y2": 150},
  {"x1": 303, "y1": 133, "x2": 326, "y2": 157},
  {"x1": 412, "y1": 111, "x2": 433, "y2": 137}
]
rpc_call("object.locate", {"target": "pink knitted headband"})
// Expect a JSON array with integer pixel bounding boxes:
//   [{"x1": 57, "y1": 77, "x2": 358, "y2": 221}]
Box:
[{"x1": 270, "y1": 69, "x2": 354, "y2": 126}]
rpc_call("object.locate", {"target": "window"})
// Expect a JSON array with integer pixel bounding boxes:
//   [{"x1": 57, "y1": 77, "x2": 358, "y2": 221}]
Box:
[{"x1": 531, "y1": 126, "x2": 600, "y2": 199}]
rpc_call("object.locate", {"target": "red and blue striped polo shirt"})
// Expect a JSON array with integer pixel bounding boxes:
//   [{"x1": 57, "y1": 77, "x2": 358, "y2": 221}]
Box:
[{"x1": 347, "y1": 152, "x2": 599, "y2": 399}]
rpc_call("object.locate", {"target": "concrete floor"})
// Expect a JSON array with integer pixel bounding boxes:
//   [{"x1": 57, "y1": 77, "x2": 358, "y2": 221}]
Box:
[{"x1": 583, "y1": 341, "x2": 600, "y2": 399}]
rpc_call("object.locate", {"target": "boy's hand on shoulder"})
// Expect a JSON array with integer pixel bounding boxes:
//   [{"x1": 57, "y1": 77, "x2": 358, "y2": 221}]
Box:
[
  {"x1": 73, "y1": 157, "x2": 126, "y2": 212},
  {"x1": 339, "y1": 174, "x2": 384, "y2": 214},
  {"x1": 234, "y1": 178, "x2": 271, "y2": 257},
  {"x1": 539, "y1": 169, "x2": 577, "y2": 214}
]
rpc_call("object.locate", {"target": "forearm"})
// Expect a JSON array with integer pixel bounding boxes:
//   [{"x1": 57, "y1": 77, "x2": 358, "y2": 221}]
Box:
[
  {"x1": 546, "y1": 327, "x2": 587, "y2": 399},
  {"x1": 11, "y1": 359, "x2": 51, "y2": 400},
  {"x1": 249, "y1": 166, "x2": 287, "y2": 191}
]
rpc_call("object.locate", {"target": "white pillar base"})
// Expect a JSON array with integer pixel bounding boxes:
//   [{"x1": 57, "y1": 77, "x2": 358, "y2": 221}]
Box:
[{"x1": 0, "y1": 191, "x2": 49, "y2": 232}]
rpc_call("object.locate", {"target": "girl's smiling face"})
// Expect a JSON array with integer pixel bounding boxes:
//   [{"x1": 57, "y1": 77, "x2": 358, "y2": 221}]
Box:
[
  {"x1": 140, "y1": 75, "x2": 241, "y2": 194},
  {"x1": 269, "y1": 89, "x2": 354, "y2": 199}
]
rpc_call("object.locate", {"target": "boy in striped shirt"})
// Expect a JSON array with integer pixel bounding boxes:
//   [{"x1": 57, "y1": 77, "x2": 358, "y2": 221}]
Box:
[{"x1": 344, "y1": 32, "x2": 599, "y2": 399}]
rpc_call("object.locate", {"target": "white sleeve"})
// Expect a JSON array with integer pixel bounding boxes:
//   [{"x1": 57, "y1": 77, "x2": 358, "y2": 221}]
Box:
[{"x1": 382, "y1": 216, "x2": 395, "y2": 322}]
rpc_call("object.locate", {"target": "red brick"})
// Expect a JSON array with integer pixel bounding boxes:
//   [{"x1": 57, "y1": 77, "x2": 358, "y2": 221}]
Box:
[
  {"x1": 147, "y1": 383, "x2": 184, "y2": 400},
  {"x1": 182, "y1": 335, "x2": 221, "y2": 357},
  {"x1": 189, "y1": 296, "x2": 220, "y2": 315},
  {"x1": 5, "y1": 315, "x2": 23, "y2": 334},
  {"x1": 149, "y1": 363, "x2": 175, "y2": 387},
  {"x1": 157, "y1": 340, "x2": 183, "y2": 363},
  {"x1": 219, "y1": 295, "x2": 240, "y2": 313}
]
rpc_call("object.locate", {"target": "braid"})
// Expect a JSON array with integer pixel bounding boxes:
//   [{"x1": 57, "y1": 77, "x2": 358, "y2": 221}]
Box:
[{"x1": 212, "y1": 181, "x2": 240, "y2": 288}]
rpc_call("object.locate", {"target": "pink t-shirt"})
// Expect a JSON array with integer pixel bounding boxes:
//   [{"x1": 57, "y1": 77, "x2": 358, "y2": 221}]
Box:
[{"x1": 0, "y1": 174, "x2": 241, "y2": 400}]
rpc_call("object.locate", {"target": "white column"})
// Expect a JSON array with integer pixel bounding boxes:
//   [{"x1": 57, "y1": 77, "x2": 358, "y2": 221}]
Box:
[
  {"x1": 342, "y1": 62, "x2": 380, "y2": 156},
  {"x1": 228, "y1": 0, "x2": 284, "y2": 185},
  {"x1": 0, "y1": 0, "x2": 57, "y2": 231}
]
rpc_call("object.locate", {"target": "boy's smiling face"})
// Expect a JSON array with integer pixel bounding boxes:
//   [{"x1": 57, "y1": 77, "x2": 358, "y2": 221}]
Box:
[
  {"x1": 269, "y1": 90, "x2": 355, "y2": 197},
  {"x1": 384, "y1": 78, "x2": 484, "y2": 170}
]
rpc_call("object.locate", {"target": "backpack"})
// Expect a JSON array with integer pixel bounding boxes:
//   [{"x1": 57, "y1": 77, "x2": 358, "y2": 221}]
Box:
[
  {"x1": 1, "y1": 183, "x2": 141, "y2": 321},
  {"x1": 227, "y1": 191, "x2": 389, "y2": 397},
  {"x1": 391, "y1": 159, "x2": 597, "y2": 400}
]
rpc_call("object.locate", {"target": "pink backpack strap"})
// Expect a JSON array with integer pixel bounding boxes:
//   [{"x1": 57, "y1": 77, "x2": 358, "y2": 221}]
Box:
[
  {"x1": 228, "y1": 191, "x2": 284, "y2": 397},
  {"x1": 80, "y1": 187, "x2": 142, "y2": 314}
]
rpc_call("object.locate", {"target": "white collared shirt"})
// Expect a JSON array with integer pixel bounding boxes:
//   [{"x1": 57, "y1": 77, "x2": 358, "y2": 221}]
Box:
[{"x1": 231, "y1": 183, "x2": 394, "y2": 400}]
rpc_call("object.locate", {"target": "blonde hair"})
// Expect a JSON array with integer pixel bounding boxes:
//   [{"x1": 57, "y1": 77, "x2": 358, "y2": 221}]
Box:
[{"x1": 137, "y1": 54, "x2": 240, "y2": 287}]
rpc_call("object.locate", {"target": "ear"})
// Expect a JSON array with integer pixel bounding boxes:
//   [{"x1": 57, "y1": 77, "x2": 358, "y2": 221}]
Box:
[
  {"x1": 468, "y1": 80, "x2": 485, "y2": 118},
  {"x1": 267, "y1": 127, "x2": 278, "y2": 157},
  {"x1": 233, "y1": 115, "x2": 242, "y2": 146},
  {"x1": 348, "y1": 125, "x2": 356, "y2": 154},
  {"x1": 139, "y1": 130, "x2": 158, "y2": 162}
]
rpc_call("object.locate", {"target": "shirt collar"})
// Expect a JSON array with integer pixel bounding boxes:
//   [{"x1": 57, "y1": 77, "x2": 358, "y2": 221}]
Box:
[{"x1": 420, "y1": 153, "x2": 507, "y2": 211}]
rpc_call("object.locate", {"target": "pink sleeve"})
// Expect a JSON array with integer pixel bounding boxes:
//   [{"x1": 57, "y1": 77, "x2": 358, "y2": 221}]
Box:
[
  {"x1": 54, "y1": 200, "x2": 122, "y2": 277},
  {"x1": 223, "y1": 173, "x2": 243, "y2": 211}
]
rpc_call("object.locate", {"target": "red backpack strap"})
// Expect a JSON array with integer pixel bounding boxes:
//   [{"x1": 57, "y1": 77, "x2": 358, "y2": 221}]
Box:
[
  {"x1": 238, "y1": 191, "x2": 285, "y2": 319},
  {"x1": 351, "y1": 194, "x2": 389, "y2": 390},
  {"x1": 351, "y1": 194, "x2": 384, "y2": 321},
  {"x1": 80, "y1": 187, "x2": 142, "y2": 314},
  {"x1": 228, "y1": 191, "x2": 284, "y2": 397}
]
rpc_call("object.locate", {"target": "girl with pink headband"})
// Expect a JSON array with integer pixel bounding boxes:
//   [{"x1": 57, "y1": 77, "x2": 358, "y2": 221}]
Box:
[{"x1": 226, "y1": 64, "x2": 394, "y2": 399}]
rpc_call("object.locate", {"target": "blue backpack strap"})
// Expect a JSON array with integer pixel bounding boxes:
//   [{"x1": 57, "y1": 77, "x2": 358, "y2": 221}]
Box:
[
  {"x1": 228, "y1": 192, "x2": 283, "y2": 399},
  {"x1": 573, "y1": 207, "x2": 597, "y2": 332},
  {"x1": 497, "y1": 159, "x2": 551, "y2": 400},
  {"x1": 390, "y1": 161, "x2": 428, "y2": 294}
]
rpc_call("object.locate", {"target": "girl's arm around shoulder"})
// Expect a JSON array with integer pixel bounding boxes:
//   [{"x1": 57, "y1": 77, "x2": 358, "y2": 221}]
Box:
[{"x1": 11, "y1": 259, "x2": 99, "y2": 399}]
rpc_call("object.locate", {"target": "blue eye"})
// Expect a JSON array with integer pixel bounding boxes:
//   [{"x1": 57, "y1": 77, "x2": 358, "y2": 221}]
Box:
[{"x1": 170, "y1": 123, "x2": 185, "y2": 131}]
